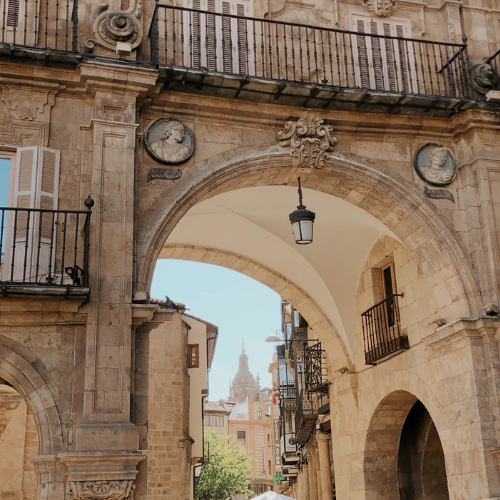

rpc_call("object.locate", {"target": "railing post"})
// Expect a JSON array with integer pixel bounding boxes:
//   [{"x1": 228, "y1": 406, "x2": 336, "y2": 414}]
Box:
[
  {"x1": 461, "y1": 35, "x2": 473, "y2": 99},
  {"x1": 150, "y1": 0, "x2": 160, "y2": 67},
  {"x1": 72, "y1": 0, "x2": 79, "y2": 52},
  {"x1": 83, "y1": 196, "x2": 94, "y2": 287}
]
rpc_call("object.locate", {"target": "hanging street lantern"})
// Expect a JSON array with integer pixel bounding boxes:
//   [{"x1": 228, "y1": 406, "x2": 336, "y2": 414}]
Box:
[{"x1": 289, "y1": 177, "x2": 315, "y2": 245}]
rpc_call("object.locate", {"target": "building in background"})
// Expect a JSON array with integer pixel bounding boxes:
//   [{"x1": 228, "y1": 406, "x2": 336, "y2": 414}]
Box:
[{"x1": 204, "y1": 401, "x2": 230, "y2": 435}]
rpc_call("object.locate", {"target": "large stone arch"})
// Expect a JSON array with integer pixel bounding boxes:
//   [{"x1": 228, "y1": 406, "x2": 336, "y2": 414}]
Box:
[
  {"x1": 0, "y1": 334, "x2": 63, "y2": 455},
  {"x1": 136, "y1": 146, "x2": 481, "y2": 320},
  {"x1": 161, "y1": 244, "x2": 346, "y2": 370}
]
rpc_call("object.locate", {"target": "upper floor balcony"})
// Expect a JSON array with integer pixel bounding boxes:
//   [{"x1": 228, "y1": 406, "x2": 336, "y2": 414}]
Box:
[
  {"x1": 361, "y1": 293, "x2": 409, "y2": 365},
  {"x1": 2, "y1": 1, "x2": 500, "y2": 114},
  {"x1": 0, "y1": 202, "x2": 92, "y2": 297}
]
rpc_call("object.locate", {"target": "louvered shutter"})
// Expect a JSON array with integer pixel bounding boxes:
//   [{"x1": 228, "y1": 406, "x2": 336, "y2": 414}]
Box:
[
  {"x1": 3, "y1": 147, "x2": 37, "y2": 281},
  {"x1": 351, "y1": 15, "x2": 413, "y2": 93},
  {"x1": 33, "y1": 148, "x2": 60, "y2": 282},
  {"x1": 2, "y1": 147, "x2": 60, "y2": 282},
  {"x1": 2, "y1": 0, "x2": 41, "y2": 46}
]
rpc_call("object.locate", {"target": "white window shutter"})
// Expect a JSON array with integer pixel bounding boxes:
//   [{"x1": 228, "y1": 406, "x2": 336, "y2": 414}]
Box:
[
  {"x1": 34, "y1": 147, "x2": 60, "y2": 280},
  {"x1": 2, "y1": 147, "x2": 60, "y2": 282},
  {"x1": 3, "y1": 147, "x2": 38, "y2": 281}
]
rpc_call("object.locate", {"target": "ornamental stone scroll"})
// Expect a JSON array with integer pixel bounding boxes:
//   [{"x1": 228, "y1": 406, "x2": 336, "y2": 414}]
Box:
[{"x1": 278, "y1": 116, "x2": 337, "y2": 169}]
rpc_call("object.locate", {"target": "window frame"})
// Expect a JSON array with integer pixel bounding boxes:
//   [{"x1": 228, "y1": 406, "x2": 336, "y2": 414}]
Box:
[{"x1": 188, "y1": 344, "x2": 200, "y2": 368}]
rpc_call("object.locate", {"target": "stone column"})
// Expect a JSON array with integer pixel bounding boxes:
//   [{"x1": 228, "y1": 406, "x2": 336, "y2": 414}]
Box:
[
  {"x1": 317, "y1": 433, "x2": 333, "y2": 500},
  {"x1": 315, "y1": 447, "x2": 322, "y2": 500},
  {"x1": 301, "y1": 464, "x2": 310, "y2": 500},
  {"x1": 308, "y1": 451, "x2": 318, "y2": 500}
]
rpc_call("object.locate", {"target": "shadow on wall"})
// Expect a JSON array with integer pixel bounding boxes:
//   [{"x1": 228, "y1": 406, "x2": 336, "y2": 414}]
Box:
[{"x1": 399, "y1": 401, "x2": 449, "y2": 500}]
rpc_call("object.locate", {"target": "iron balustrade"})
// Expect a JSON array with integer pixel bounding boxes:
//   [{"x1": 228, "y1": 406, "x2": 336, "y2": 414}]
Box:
[
  {"x1": 304, "y1": 342, "x2": 327, "y2": 392},
  {"x1": 0, "y1": 0, "x2": 78, "y2": 51},
  {"x1": 150, "y1": 3, "x2": 471, "y2": 99},
  {"x1": 0, "y1": 206, "x2": 91, "y2": 287},
  {"x1": 486, "y1": 49, "x2": 500, "y2": 90},
  {"x1": 294, "y1": 389, "x2": 317, "y2": 444},
  {"x1": 279, "y1": 384, "x2": 297, "y2": 400},
  {"x1": 361, "y1": 293, "x2": 408, "y2": 365}
]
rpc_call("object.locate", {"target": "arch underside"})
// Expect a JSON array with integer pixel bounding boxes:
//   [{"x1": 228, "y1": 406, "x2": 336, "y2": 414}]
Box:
[{"x1": 138, "y1": 148, "x2": 481, "y2": 369}]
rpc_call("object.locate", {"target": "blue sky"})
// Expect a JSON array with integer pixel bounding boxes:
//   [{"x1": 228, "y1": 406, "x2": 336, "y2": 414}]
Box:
[{"x1": 151, "y1": 259, "x2": 281, "y2": 401}]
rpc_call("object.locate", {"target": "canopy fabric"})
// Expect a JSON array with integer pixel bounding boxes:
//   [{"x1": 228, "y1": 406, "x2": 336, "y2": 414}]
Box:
[{"x1": 251, "y1": 491, "x2": 297, "y2": 500}]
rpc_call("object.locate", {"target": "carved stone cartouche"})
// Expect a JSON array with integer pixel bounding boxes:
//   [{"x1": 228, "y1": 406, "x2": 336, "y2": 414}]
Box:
[
  {"x1": 67, "y1": 480, "x2": 135, "y2": 500},
  {"x1": 363, "y1": 0, "x2": 396, "y2": 17},
  {"x1": 278, "y1": 116, "x2": 337, "y2": 169}
]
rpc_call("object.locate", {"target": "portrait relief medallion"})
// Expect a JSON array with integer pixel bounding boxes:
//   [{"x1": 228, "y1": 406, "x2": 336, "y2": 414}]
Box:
[
  {"x1": 414, "y1": 143, "x2": 457, "y2": 187},
  {"x1": 144, "y1": 117, "x2": 195, "y2": 165}
]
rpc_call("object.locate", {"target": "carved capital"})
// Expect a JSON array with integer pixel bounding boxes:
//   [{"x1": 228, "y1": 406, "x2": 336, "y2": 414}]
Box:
[
  {"x1": 278, "y1": 116, "x2": 336, "y2": 169},
  {"x1": 67, "y1": 480, "x2": 135, "y2": 500}
]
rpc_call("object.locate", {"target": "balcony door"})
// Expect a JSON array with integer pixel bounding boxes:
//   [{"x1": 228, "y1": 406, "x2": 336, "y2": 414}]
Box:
[
  {"x1": 350, "y1": 14, "x2": 416, "y2": 93},
  {"x1": 183, "y1": 0, "x2": 255, "y2": 76},
  {"x1": 0, "y1": 0, "x2": 41, "y2": 46}
]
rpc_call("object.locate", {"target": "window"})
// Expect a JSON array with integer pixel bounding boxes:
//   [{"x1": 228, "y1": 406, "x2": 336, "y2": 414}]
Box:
[
  {"x1": 237, "y1": 430, "x2": 246, "y2": 444},
  {"x1": 204, "y1": 414, "x2": 224, "y2": 426},
  {"x1": 2, "y1": 147, "x2": 60, "y2": 282},
  {"x1": 188, "y1": 344, "x2": 200, "y2": 368},
  {"x1": 257, "y1": 408, "x2": 262, "y2": 420},
  {"x1": 350, "y1": 14, "x2": 414, "y2": 93},
  {"x1": 267, "y1": 434, "x2": 270, "y2": 442},
  {"x1": 183, "y1": 0, "x2": 254, "y2": 75}
]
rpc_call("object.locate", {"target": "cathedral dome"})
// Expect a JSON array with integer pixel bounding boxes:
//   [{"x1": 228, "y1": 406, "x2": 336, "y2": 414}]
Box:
[{"x1": 233, "y1": 368, "x2": 255, "y2": 387}]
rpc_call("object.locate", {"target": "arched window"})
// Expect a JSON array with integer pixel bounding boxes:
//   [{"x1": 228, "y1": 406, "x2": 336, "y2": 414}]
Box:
[{"x1": 258, "y1": 408, "x2": 262, "y2": 420}]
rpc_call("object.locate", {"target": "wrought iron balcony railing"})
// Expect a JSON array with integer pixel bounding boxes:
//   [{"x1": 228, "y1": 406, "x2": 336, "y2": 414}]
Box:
[
  {"x1": 361, "y1": 293, "x2": 409, "y2": 365},
  {"x1": 0, "y1": 0, "x2": 78, "y2": 52},
  {"x1": 305, "y1": 342, "x2": 328, "y2": 392},
  {"x1": 0, "y1": 205, "x2": 91, "y2": 288},
  {"x1": 150, "y1": 3, "x2": 471, "y2": 99},
  {"x1": 295, "y1": 389, "x2": 317, "y2": 444}
]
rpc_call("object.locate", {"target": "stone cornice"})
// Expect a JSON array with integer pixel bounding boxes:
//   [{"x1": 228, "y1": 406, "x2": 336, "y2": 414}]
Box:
[{"x1": 423, "y1": 317, "x2": 500, "y2": 350}]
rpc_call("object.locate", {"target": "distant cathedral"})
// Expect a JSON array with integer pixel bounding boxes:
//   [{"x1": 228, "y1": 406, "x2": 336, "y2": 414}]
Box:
[{"x1": 229, "y1": 345, "x2": 272, "y2": 403}]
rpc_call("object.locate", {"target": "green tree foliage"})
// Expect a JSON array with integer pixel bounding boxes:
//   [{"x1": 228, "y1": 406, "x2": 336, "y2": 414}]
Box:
[{"x1": 196, "y1": 430, "x2": 253, "y2": 500}]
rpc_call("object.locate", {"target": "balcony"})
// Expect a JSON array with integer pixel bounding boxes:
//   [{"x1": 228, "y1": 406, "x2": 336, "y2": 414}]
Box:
[
  {"x1": 0, "y1": 205, "x2": 92, "y2": 296},
  {"x1": 149, "y1": 4, "x2": 480, "y2": 112},
  {"x1": 295, "y1": 389, "x2": 317, "y2": 444},
  {"x1": 1, "y1": 1, "x2": 499, "y2": 113},
  {"x1": 361, "y1": 293, "x2": 409, "y2": 365}
]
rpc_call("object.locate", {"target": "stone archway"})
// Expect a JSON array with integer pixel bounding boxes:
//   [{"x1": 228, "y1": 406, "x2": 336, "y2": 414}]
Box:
[
  {"x1": 136, "y1": 146, "x2": 482, "y2": 368},
  {"x1": 0, "y1": 334, "x2": 63, "y2": 456},
  {"x1": 137, "y1": 148, "x2": 480, "y2": 314},
  {"x1": 363, "y1": 390, "x2": 448, "y2": 500}
]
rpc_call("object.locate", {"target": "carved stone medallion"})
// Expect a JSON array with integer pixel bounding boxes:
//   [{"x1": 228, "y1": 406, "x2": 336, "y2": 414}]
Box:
[
  {"x1": 278, "y1": 116, "x2": 336, "y2": 169},
  {"x1": 414, "y1": 143, "x2": 457, "y2": 187},
  {"x1": 363, "y1": 0, "x2": 396, "y2": 17},
  {"x1": 144, "y1": 118, "x2": 195, "y2": 165},
  {"x1": 470, "y1": 63, "x2": 494, "y2": 96}
]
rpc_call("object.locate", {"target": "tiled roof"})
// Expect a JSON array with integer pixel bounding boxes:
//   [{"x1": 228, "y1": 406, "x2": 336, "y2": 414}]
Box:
[{"x1": 205, "y1": 401, "x2": 230, "y2": 414}]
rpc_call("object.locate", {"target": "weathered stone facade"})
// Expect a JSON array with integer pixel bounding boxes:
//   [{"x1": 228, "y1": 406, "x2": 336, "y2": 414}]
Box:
[{"x1": 1, "y1": 0, "x2": 500, "y2": 499}]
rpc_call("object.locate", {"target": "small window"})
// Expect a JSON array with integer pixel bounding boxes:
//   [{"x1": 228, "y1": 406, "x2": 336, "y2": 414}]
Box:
[
  {"x1": 188, "y1": 344, "x2": 199, "y2": 368},
  {"x1": 258, "y1": 408, "x2": 262, "y2": 420},
  {"x1": 381, "y1": 261, "x2": 397, "y2": 299},
  {"x1": 237, "y1": 430, "x2": 246, "y2": 444},
  {"x1": 267, "y1": 434, "x2": 270, "y2": 442}
]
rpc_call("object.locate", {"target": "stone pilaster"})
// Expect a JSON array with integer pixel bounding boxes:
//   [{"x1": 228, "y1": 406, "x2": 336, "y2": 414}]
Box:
[
  {"x1": 32, "y1": 455, "x2": 66, "y2": 500},
  {"x1": 317, "y1": 433, "x2": 333, "y2": 500},
  {"x1": 76, "y1": 64, "x2": 157, "y2": 453},
  {"x1": 301, "y1": 463, "x2": 310, "y2": 500},
  {"x1": 308, "y1": 451, "x2": 318, "y2": 500}
]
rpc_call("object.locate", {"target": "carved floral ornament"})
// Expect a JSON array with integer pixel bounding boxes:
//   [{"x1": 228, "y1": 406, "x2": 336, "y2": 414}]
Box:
[
  {"x1": 363, "y1": 0, "x2": 396, "y2": 17},
  {"x1": 67, "y1": 480, "x2": 135, "y2": 500},
  {"x1": 278, "y1": 116, "x2": 337, "y2": 169}
]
